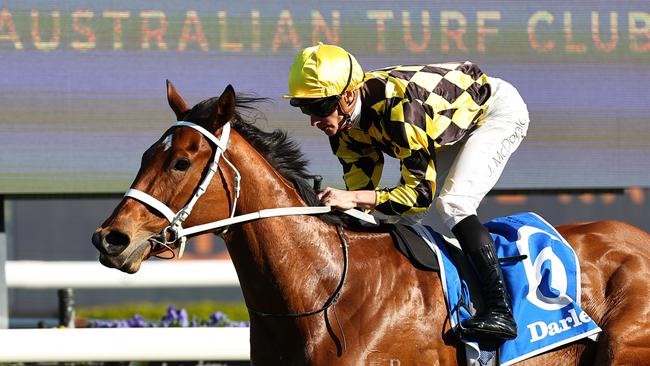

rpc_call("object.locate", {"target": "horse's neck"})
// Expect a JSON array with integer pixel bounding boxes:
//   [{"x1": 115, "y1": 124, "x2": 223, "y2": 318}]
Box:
[
  {"x1": 224, "y1": 133, "x2": 338, "y2": 316},
  {"x1": 226, "y1": 132, "x2": 306, "y2": 216}
]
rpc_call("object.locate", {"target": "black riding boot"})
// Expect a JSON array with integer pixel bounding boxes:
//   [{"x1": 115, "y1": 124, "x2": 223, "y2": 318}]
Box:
[{"x1": 452, "y1": 215, "x2": 518, "y2": 340}]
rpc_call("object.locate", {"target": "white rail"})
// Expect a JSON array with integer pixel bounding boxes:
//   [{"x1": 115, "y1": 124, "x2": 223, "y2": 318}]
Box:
[
  {"x1": 0, "y1": 327, "x2": 250, "y2": 362},
  {"x1": 2, "y1": 260, "x2": 249, "y2": 362},
  {"x1": 5, "y1": 260, "x2": 240, "y2": 288}
]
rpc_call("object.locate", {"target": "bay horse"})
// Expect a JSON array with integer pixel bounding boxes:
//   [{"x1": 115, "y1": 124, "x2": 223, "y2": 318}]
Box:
[{"x1": 92, "y1": 82, "x2": 650, "y2": 365}]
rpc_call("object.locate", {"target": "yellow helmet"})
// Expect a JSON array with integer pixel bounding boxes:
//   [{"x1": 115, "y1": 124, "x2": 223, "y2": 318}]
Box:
[{"x1": 284, "y1": 43, "x2": 364, "y2": 100}]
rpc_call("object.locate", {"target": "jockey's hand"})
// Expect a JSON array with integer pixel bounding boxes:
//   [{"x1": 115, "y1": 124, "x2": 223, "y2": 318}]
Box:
[
  {"x1": 317, "y1": 187, "x2": 357, "y2": 210},
  {"x1": 317, "y1": 187, "x2": 377, "y2": 211}
]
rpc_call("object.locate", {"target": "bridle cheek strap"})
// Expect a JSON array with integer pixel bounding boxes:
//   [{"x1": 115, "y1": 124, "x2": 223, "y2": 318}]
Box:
[{"x1": 124, "y1": 121, "x2": 236, "y2": 259}]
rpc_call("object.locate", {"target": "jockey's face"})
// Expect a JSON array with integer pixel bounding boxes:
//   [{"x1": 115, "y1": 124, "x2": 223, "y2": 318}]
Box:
[
  {"x1": 309, "y1": 104, "x2": 345, "y2": 136},
  {"x1": 305, "y1": 90, "x2": 356, "y2": 136}
]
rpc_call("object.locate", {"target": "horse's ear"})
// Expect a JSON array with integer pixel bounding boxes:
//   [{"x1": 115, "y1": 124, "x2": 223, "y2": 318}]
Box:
[
  {"x1": 166, "y1": 80, "x2": 190, "y2": 121},
  {"x1": 209, "y1": 84, "x2": 236, "y2": 130}
]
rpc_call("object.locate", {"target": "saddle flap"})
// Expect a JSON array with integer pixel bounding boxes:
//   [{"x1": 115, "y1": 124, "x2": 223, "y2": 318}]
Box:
[{"x1": 390, "y1": 223, "x2": 440, "y2": 272}]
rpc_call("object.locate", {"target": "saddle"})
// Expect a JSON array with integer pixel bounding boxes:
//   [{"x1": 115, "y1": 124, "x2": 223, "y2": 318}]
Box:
[{"x1": 332, "y1": 211, "x2": 463, "y2": 274}]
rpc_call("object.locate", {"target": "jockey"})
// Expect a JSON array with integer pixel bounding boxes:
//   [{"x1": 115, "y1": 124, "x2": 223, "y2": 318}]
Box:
[{"x1": 285, "y1": 43, "x2": 529, "y2": 341}]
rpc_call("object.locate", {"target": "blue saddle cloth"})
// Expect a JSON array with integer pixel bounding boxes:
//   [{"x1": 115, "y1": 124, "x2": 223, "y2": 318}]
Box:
[{"x1": 412, "y1": 212, "x2": 601, "y2": 366}]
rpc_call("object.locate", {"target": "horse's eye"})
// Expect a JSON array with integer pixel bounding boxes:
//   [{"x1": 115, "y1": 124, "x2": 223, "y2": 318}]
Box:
[{"x1": 173, "y1": 158, "x2": 191, "y2": 172}]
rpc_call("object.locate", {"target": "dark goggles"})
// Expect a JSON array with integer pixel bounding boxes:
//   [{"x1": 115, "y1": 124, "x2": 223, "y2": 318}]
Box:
[{"x1": 296, "y1": 96, "x2": 340, "y2": 117}]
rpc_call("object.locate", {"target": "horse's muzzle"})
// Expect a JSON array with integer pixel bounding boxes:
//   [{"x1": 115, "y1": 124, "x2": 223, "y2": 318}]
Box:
[{"x1": 92, "y1": 229, "x2": 130, "y2": 256}]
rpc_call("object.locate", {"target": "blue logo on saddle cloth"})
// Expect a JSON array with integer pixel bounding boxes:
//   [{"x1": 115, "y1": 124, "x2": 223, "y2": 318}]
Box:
[{"x1": 413, "y1": 212, "x2": 601, "y2": 366}]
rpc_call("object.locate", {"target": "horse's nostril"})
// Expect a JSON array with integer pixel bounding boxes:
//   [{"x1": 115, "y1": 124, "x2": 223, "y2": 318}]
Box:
[
  {"x1": 105, "y1": 230, "x2": 131, "y2": 248},
  {"x1": 91, "y1": 231, "x2": 104, "y2": 251}
]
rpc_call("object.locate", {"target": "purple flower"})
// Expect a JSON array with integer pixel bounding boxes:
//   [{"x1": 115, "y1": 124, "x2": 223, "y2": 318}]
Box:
[
  {"x1": 190, "y1": 316, "x2": 200, "y2": 327},
  {"x1": 161, "y1": 304, "x2": 179, "y2": 327},
  {"x1": 164, "y1": 305, "x2": 179, "y2": 320},
  {"x1": 178, "y1": 308, "x2": 189, "y2": 327},
  {"x1": 87, "y1": 304, "x2": 249, "y2": 329},
  {"x1": 89, "y1": 320, "x2": 112, "y2": 328},
  {"x1": 127, "y1": 314, "x2": 147, "y2": 328},
  {"x1": 208, "y1": 311, "x2": 228, "y2": 326}
]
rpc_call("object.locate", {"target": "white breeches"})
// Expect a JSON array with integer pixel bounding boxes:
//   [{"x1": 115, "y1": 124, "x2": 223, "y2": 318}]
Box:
[{"x1": 435, "y1": 77, "x2": 530, "y2": 229}]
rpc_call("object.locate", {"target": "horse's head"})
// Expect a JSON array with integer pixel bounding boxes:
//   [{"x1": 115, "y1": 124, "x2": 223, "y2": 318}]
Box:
[{"x1": 92, "y1": 81, "x2": 237, "y2": 273}]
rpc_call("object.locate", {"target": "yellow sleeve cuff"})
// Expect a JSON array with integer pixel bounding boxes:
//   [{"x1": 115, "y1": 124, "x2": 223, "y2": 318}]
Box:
[{"x1": 374, "y1": 188, "x2": 390, "y2": 208}]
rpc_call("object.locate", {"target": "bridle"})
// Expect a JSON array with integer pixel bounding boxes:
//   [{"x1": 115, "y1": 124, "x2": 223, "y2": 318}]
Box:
[
  {"x1": 124, "y1": 121, "x2": 239, "y2": 259},
  {"x1": 123, "y1": 119, "x2": 374, "y2": 323},
  {"x1": 125, "y1": 120, "x2": 375, "y2": 258}
]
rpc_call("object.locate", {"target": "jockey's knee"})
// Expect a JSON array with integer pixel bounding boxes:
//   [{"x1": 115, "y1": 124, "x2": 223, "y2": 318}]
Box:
[{"x1": 435, "y1": 194, "x2": 479, "y2": 230}]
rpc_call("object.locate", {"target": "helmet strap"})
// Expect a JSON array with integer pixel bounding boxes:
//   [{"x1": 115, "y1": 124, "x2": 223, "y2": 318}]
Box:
[
  {"x1": 337, "y1": 53, "x2": 356, "y2": 132},
  {"x1": 337, "y1": 54, "x2": 354, "y2": 97},
  {"x1": 337, "y1": 89, "x2": 357, "y2": 131},
  {"x1": 337, "y1": 102, "x2": 352, "y2": 131}
]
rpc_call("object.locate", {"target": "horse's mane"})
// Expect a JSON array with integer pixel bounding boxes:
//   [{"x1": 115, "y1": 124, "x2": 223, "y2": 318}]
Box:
[{"x1": 185, "y1": 94, "x2": 343, "y2": 226}]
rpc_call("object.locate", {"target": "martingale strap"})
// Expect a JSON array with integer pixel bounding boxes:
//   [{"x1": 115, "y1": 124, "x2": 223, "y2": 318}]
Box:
[{"x1": 124, "y1": 120, "x2": 377, "y2": 259}]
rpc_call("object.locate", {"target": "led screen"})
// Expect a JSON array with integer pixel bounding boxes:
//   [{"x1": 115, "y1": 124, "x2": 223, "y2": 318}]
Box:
[{"x1": 1, "y1": 1, "x2": 649, "y2": 193}]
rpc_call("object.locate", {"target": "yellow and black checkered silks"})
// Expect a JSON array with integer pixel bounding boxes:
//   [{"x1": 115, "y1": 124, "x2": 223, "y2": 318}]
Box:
[{"x1": 329, "y1": 61, "x2": 493, "y2": 216}]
